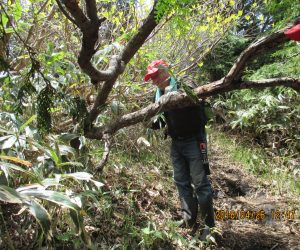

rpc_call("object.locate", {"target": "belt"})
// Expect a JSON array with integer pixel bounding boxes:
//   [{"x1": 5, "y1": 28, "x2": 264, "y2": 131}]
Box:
[{"x1": 172, "y1": 135, "x2": 195, "y2": 141}]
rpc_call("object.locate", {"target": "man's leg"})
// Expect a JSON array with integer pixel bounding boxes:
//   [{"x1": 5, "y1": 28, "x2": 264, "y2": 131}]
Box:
[
  {"x1": 180, "y1": 138, "x2": 215, "y2": 229},
  {"x1": 171, "y1": 140, "x2": 198, "y2": 227}
]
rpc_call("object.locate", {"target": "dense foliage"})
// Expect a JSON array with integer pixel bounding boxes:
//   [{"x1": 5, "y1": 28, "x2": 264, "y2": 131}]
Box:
[{"x1": 200, "y1": 0, "x2": 300, "y2": 162}]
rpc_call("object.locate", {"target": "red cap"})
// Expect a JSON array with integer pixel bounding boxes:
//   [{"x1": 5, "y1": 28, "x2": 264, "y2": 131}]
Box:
[
  {"x1": 284, "y1": 23, "x2": 300, "y2": 41},
  {"x1": 144, "y1": 59, "x2": 169, "y2": 81}
]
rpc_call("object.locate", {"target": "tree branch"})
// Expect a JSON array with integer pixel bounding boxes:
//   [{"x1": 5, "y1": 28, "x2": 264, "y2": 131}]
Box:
[
  {"x1": 86, "y1": 20, "x2": 300, "y2": 139},
  {"x1": 89, "y1": 72, "x2": 120, "y2": 122},
  {"x1": 95, "y1": 133, "x2": 112, "y2": 172},
  {"x1": 87, "y1": 2, "x2": 160, "y2": 123},
  {"x1": 60, "y1": 0, "x2": 89, "y2": 30},
  {"x1": 58, "y1": 0, "x2": 159, "y2": 84},
  {"x1": 121, "y1": 0, "x2": 159, "y2": 64},
  {"x1": 224, "y1": 24, "x2": 296, "y2": 84},
  {"x1": 55, "y1": 0, "x2": 78, "y2": 27},
  {"x1": 85, "y1": 0, "x2": 98, "y2": 22},
  {"x1": 240, "y1": 78, "x2": 300, "y2": 93},
  {"x1": 85, "y1": 77, "x2": 299, "y2": 140}
]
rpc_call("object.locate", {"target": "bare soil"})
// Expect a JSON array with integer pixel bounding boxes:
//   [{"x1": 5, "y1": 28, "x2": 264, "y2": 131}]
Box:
[{"x1": 209, "y1": 143, "x2": 300, "y2": 250}]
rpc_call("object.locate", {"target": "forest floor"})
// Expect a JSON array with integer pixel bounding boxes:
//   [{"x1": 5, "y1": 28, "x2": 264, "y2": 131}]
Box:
[
  {"x1": 207, "y1": 142, "x2": 299, "y2": 250},
  {"x1": 0, "y1": 129, "x2": 299, "y2": 249},
  {"x1": 92, "y1": 129, "x2": 300, "y2": 250}
]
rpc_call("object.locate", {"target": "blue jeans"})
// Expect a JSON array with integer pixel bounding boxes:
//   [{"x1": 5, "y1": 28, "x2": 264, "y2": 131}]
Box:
[{"x1": 170, "y1": 136, "x2": 213, "y2": 206}]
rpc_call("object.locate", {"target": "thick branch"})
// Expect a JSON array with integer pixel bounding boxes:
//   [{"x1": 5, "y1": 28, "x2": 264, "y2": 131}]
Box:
[
  {"x1": 61, "y1": 0, "x2": 89, "y2": 30},
  {"x1": 240, "y1": 78, "x2": 300, "y2": 93},
  {"x1": 121, "y1": 0, "x2": 159, "y2": 64},
  {"x1": 85, "y1": 0, "x2": 98, "y2": 22},
  {"x1": 85, "y1": 77, "x2": 299, "y2": 140},
  {"x1": 224, "y1": 24, "x2": 295, "y2": 84},
  {"x1": 89, "y1": 72, "x2": 120, "y2": 122},
  {"x1": 57, "y1": 0, "x2": 160, "y2": 127},
  {"x1": 87, "y1": 2, "x2": 160, "y2": 122},
  {"x1": 58, "y1": 1, "x2": 113, "y2": 82},
  {"x1": 84, "y1": 18, "x2": 300, "y2": 136}
]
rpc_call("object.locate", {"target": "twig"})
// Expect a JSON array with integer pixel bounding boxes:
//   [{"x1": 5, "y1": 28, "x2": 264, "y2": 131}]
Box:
[
  {"x1": 270, "y1": 243, "x2": 279, "y2": 250},
  {"x1": 96, "y1": 134, "x2": 112, "y2": 172},
  {"x1": 24, "y1": 0, "x2": 50, "y2": 44},
  {"x1": 144, "y1": 14, "x2": 173, "y2": 44},
  {"x1": 177, "y1": 31, "x2": 226, "y2": 75}
]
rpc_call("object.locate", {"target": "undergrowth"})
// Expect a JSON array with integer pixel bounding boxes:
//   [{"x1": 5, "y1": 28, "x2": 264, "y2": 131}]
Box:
[
  {"x1": 87, "y1": 125, "x2": 216, "y2": 249},
  {"x1": 209, "y1": 126, "x2": 300, "y2": 198}
]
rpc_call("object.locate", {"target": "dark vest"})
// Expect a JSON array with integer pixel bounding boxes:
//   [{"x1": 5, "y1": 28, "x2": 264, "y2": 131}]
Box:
[
  {"x1": 151, "y1": 79, "x2": 208, "y2": 140},
  {"x1": 152, "y1": 101, "x2": 208, "y2": 140},
  {"x1": 165, "y1": 102, "x2": 207, "y2": 139}
]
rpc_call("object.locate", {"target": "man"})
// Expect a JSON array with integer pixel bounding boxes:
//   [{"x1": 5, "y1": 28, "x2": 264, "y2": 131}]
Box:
[{"x1": 144, "y1": 59, "x2": 215, "y2": 240}]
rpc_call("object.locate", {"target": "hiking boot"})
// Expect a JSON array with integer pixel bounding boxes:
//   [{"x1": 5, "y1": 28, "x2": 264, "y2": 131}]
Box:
[
  {"x1": 179, "y1": 195, "x2": 198, "y2": 228},
  {"x1": 199, "y1": 225, "x2": 213, "y2": 241},
  {"x1": 176, "y1": 218, "x2": 200, "y2": 229},
  {"x1": 199, "y1": 200, "x2": 215, "y2": 228}
]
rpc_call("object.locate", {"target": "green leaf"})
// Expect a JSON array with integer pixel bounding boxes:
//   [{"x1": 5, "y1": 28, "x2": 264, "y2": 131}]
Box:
[
  {"x1": 69, "y1": 209, "x2": 91, "y2": 246},
  {"x1": 70, "y1": 209, "x2": 82, "y2": 233},
  {"x1": 55, "y1": 232, "x2": 73, "y2": 241},
  {"x1": 0, "y1": 185, "x2": 23, "y2": 203},
  {"x1": 61, "y1": 172, "x2": 93, "y2": 181},
  {"x1": 59, "y1": 133, "x2": 80, "y2": 141},
  {"x1": 78, "y1": 136, "x2": 86, "y2": 150},
  {"x1": 4, "y1": 28, "x2": 14, "y2": 34},
  {"x1": 90, "y1": 179, "x2": 105, "y2": 188},
  {"x1": 0, "y1": 135, "x2": 17, "y2": 150},
  {"x1": 19, "y1": 190, "x2": 81, "y2": 211},
  {"x1": 26, "y1": 200, "x2": 52, "y2": 236},
  {"x1": 1, "y1": 13, "x2": 8, "y2": 27},
  {"x1": 56, "y1": 172, "x2": 104, "y2": 188},
  {"x1": 0, "y1": 186, "x2": 52, "y2": 236},
  {"x1": 57, "y1": 162, "x2": 84, "y2": 168},
  {"x1": 182, "y1": 83, "x2": 199, "y2": 104},
  {"x1": 49, "y1": 148, "x2": 61, "y2": 165},
  {"x1": 142, "y1": 227, "x2": 151, "y2": 234},
  {"x1": 47, "y1": 52, "x2": 65, "y2": 65},
  {"x1": 13, "y1": 0, "x2": 22, "y2": 22},
  {"x1": 19, "y1": 115, "x2": 37, "y2": 132},
  {"x1": 41, "y1": 178, "x2": 61, "y2": 188},
  {"x1": 0, "y1": 161, "x2": 35, "y2": 177},
  {"x1": 31, "y1": 141, "x2": 55, "y2": 160}
]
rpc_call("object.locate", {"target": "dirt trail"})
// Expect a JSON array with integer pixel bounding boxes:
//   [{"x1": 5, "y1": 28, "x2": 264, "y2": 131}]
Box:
[{"x1": 208, "y1": 143, "x2": 300, "y2": 250}]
